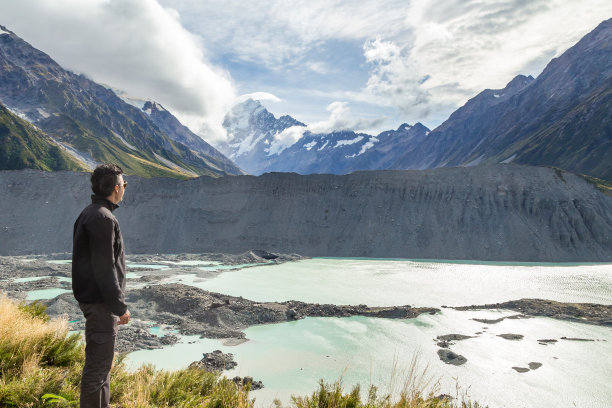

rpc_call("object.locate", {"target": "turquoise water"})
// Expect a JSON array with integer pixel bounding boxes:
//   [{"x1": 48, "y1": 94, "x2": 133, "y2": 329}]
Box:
[
  {"x1": 46, "y1": 260, "x2": 72, "y2": 265},
  {"x1": 198, "y1": 262, "x2": 271, "y2": 271},
  {"x1": 186, "y1": 258, "x2": 612, "y2": 306},
  {"x1": 14, "y1": 276, "x2": 48, "y2": 283},
  {"x1": 126, "y1": 310, "x2": 612, "y2": 408},
  {"x1": 26, "y1": 288, "x2": 71, "y2": 300},
  {"x1": 124, "y1": 258, "x2": 612, "y2": 408},
  {"x1": 126, "y1": 263, "x2": 170, "y2": 270},
  {"x1": 14, "y1": 276, "x2": 71, "y2": 283}
]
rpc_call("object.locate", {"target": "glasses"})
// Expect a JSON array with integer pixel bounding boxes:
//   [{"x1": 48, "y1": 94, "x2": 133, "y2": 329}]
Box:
[{"x1": 117, "y1": 181, "x2": 127, "y2": 188}]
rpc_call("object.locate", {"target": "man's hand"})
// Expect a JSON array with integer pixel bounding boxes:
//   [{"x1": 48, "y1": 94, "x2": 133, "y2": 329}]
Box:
[{"x1": 118, "y1": 309, "x2": 131, "y2": 325}]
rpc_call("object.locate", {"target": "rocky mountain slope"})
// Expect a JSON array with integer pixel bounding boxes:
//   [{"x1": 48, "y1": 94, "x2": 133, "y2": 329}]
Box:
[
  {"x1": 0, "y1": 25, "x2": 241, "y2": 178},
  {"x1": 142, "y1": 101, "x2": 244, "y2": 175},
  {"x1": 0, "y1": 102, "x2": 87, "y2": 171},
  {"x1": 1, "y1": 165, "x2": 610, "y2": 261},
  {"x1": 391, "y1": 18, "x2": 612, "y2": 181}
]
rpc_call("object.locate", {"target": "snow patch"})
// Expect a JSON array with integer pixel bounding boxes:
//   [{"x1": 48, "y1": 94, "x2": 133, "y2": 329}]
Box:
[
  {"x1": 357, "y1": 137, "x2": 379, "y2": 156},
  {"x1": 6, "y1": 107, "x2": 32, "y2": 123},
  {"x1": 113, "y1": 131, "x2": 137, "y2": 150},
  {"x1": 153, "y1": 153, "x2": 198, "y2": 177},
  {"x1": 226, "y1": 99, "x2": 264, "y2": 132},
  {"x1": 303, "y1": 141, "x2": 317, "y2": 151},
  {"x1": 500, "y1": 154, "x2": 517, "y2": 164},
  {"x1": 230, "y1": 132, "x2": 265, "y2": 158},
  {"x1": 493, "y1": 94, "x2": 501, "y2": 98},
  {"x1": 334, "y1": 136, "x2": 364, "y2": 148},
  {"x1": 318, "y1": 140, "x2": 329, "y2": 151},
  {"x1": 50, "y1": 139, "x2": 97, "y2": 170},
  {"x1": 0, "y1": 27, "x2": 10, "y2": 35},
  {"x1": 267, "y1": 126, "x2": 304, "y2": 156},
  {"x1": 36, "y1": 108, "x2": 50, "y2": 119}
]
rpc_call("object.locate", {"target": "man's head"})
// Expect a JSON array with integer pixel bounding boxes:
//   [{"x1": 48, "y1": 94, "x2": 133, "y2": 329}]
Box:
[{"x1": 91, "y1": 164, "x2": 126, "y2": 204}]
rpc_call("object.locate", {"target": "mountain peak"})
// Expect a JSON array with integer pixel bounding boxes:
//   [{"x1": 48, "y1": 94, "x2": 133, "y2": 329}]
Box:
[
  {"x1": 504, "y1": 74, "x2": 535, "y2": 93},
  {"x1": 240, "y1": 98, "x2": 263, "y2": 111},
  {"x1": 397, "y1": 123, "x2": 412, "y2": 132},
  {"x1": 0, "y1": 25, "x2": 14, "y2": 36},
  {"x1": 142, "y1": 101, "x2": 167, "y2": 115}
]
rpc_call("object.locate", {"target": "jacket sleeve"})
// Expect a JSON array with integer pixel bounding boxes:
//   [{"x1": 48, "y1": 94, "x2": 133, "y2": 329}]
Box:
[{"x1": 86, "y1": 215, "x2": 128, "y2": 316}]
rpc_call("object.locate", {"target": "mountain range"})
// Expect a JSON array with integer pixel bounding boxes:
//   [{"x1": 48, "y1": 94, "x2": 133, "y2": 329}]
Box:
[
  {"x1": 0, "y1": 19, "x2": 610, "y2": 181},
  {"x1": 0, "y1": 25, "x2": 242, "y2": 178},
  {"x1": 220, "y1": 19, "x2": 611, "y2": 180},
  {"x1": 217, "y1": 98, "x2": 432, "y2": 175}
]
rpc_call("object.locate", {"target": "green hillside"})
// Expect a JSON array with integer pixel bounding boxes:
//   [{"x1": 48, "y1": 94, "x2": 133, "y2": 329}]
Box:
[{"x1": 0, "y1": 103, "x2": 88, "y2": 172}]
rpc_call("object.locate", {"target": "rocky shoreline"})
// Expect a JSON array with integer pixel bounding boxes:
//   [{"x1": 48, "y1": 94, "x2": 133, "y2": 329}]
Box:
[
  {"x1": 453, "y1": 299, "x2": 612, "y2": 327},
  {"x1": 124, "y1": 283, "x2": 439, "y2": 340}
]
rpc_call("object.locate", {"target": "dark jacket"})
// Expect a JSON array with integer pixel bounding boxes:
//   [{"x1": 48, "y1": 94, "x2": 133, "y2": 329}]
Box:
[{"x1": 72, "y1": 195, "x2": 127, "y2": 316}]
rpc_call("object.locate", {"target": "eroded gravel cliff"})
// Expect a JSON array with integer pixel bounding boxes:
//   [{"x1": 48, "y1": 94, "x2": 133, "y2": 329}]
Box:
[{"x1": 0, "y1": 165, "x2": 610, "y2": 261}]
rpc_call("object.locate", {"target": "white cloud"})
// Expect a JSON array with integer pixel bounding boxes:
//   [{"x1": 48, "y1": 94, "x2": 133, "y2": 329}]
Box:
[
  {"x1": 0, "y1": 0, "x2": 235, "y2": 142},
  {"x1": 309, "y1": 102, "x2": 385, "y2": 134},
  {"x1": 160, "y1": 0, "x2": 612, "y2": 127},
  {"x1": 357, "y1": 0, "x2": 612, "y2": 124},
  {"x1": 268, "y1": 101, "x2": 385, "y2": 155},
  {"x1": 266, "y1": 126, "x2": 306, "y2": 156},
  {"x1": 235, "y1": 92, "x2": 282, "y2": 104},
  {"x1": 363, "y1": 37, "x2": 433, "y2": 117},
  {"x1": 161, "y1": 0, "x2": 407, "y2": 70},
  {"x1": 1, "y1": 0, "x2": 610, "y2": 142}
]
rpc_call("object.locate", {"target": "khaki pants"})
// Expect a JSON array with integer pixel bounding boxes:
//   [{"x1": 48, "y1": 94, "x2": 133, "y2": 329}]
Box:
[{"x1": 79, "y1": 302, "x2": 118, "y2": 408}]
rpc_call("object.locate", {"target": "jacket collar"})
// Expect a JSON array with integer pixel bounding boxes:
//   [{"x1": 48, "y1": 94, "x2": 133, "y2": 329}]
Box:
[{"x1": 91, "y1": 195, "x2": 120, "y2": 212}]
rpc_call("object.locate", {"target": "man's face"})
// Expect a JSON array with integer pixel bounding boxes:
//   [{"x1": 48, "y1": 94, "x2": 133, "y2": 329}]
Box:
[{"x1": 115, "y1": 175, "x2": 126, "y2": 203}]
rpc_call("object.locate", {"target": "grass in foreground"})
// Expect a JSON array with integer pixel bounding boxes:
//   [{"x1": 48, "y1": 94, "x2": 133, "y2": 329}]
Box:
[{"x1": 0, "y1": 294, "x2": 484, "y2": 407}]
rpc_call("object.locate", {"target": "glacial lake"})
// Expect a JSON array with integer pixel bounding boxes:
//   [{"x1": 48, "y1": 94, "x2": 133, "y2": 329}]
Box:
[{"x1": 125, "y1": 258, "x2": 612, "y2": 408}]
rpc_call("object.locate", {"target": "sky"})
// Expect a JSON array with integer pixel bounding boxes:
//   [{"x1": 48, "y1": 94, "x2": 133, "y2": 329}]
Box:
[{"x1": 1, "y1": 0, "x2": 611, "y2": 145}]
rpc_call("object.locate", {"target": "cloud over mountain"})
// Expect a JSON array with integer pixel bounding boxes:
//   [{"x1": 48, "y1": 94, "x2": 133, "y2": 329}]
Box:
[{"x1": 0, "y1": 0, "x2": 235, "y2": 141}]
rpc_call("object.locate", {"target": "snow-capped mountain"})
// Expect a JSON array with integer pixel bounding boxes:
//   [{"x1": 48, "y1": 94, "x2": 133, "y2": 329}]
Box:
[
  {"x1": 258, "y1": 123, "x2": 430, "y2": 174},
  {"x1": 218, "y1": 99, "x2": 430, "y2": 175},
  {"x1": 216, "y1": 99, "x2": 305, "y2": 174}
]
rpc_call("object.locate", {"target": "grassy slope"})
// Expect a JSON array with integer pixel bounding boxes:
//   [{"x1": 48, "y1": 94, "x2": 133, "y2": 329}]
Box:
[
  {"x1": 0, "y1": 295, "x2": 484, "y2": 408},
  {"x1": 0, "y1": 103, "x2": 88, "y2": 172}
]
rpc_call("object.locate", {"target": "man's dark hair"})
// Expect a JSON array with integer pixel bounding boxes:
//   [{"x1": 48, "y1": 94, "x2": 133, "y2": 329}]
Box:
[{"x1": 91, "y1": 164, "x2": 124, "y2": 197}]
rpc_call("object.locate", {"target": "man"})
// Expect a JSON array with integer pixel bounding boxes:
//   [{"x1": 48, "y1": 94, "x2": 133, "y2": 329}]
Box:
[{"x1": 72, "y1": 163, "x2": 131, "y2": 408}]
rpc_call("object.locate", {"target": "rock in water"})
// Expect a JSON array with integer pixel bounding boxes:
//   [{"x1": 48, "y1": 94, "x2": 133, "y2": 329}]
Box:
[
  {"x1": 528, "y1": 362, "x2": 542, "y2": 370},
  {"x1": 437, "y1": 349, "x2": 467, "y2": 365},
  {"x1": 190, "y1": 350, "x2": 237, "y2": 371},
  {"x1": 233, "y1": 376, "x2": 264, "y2": 390},
  {"x1": 498, "y1": 333, "x2": 524, "y2": 340}
]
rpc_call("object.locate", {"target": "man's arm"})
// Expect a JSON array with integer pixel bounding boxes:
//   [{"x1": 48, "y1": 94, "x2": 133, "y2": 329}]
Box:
[{"x1": 86, "y1": 215, "x2": 128, "y2": 317}]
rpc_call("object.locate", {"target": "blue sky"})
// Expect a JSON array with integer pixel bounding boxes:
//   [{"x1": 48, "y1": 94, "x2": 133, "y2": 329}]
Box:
[{"x1": 1, "y1": 0, "x2": 611, "y2": 144}]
